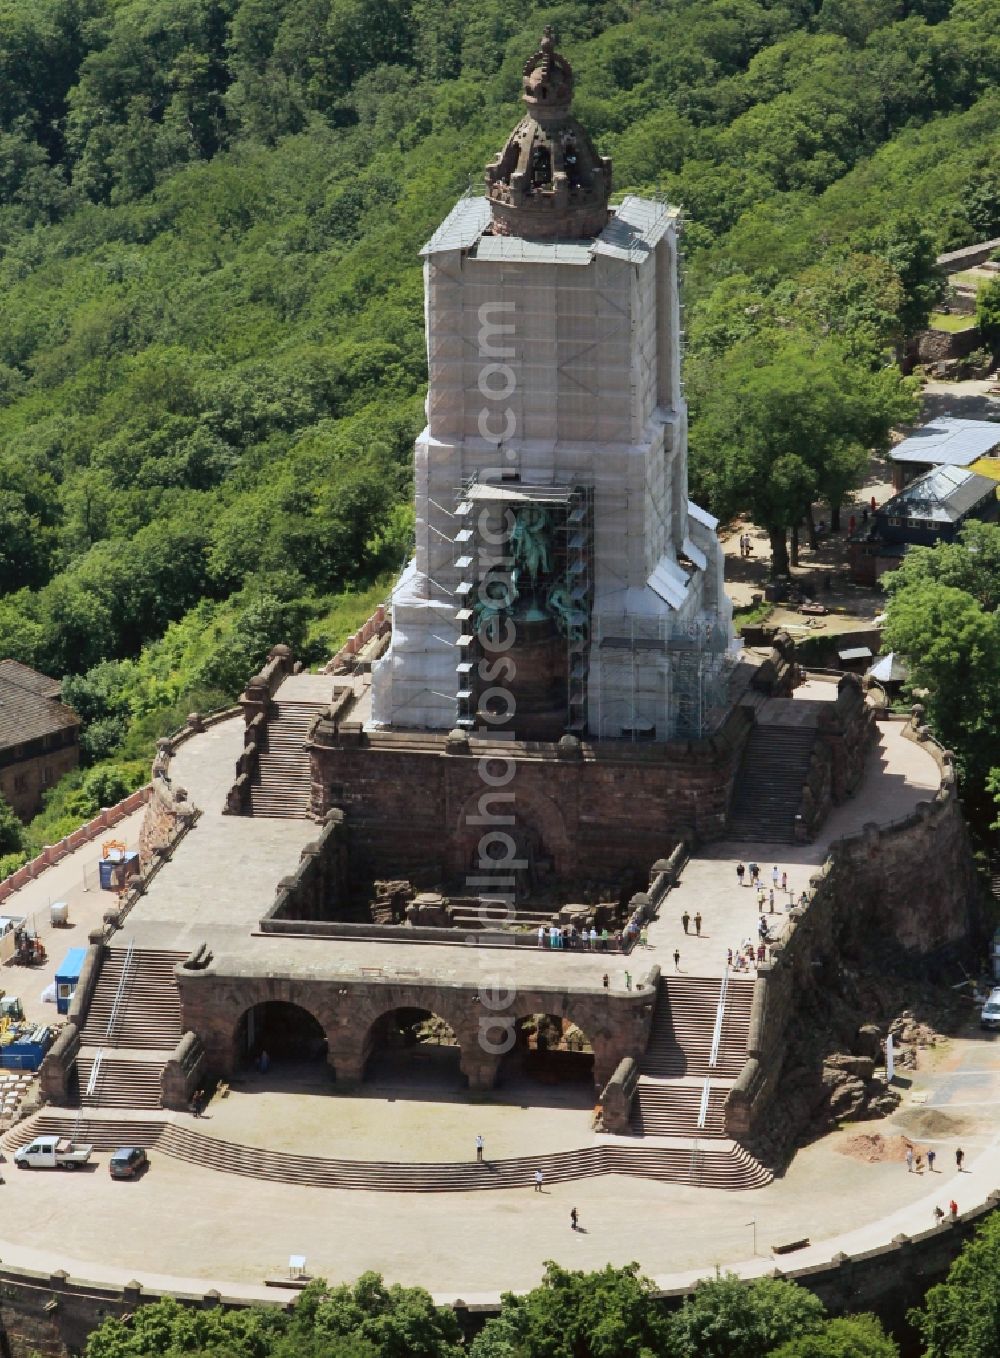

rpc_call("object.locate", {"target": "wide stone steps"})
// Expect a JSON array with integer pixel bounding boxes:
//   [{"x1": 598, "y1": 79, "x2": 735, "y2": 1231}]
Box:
[
  {"x1": 76, "y1": 1053, "x2": 166, "y2": 1110},
  {"x1": 249, "y1": 700, "x2": 324, "y2": 819},
  {"x1": 727, "y1": 724, "x2": 818, "y2": 842},
  {"x1": 2, "y1": 1112, "x2": 772, "y2": 1191},
  {"x1": 78, "y1": 949, "x2": 185, "y2": 1049},
  {"x1": 2, "y1": 1113, "x2": 167, "y2": 1152},
  {"x1": 641, "y1": 977, "x2": 753, "y2": 1080},
  {"x1": 632, "y1": 1081, "x2": 728, "y2": 1138}
]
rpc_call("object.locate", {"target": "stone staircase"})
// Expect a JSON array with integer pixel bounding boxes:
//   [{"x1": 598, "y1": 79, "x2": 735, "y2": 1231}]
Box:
[
  {"x1": 727, "y1": 722, "x2": 818, "y2": 842},
  {"x1": 79, "y1": 948, "x2": 184, "y2": 1049},
  {"x1": 632, "y1": 975, "x2": 757, "y2": 1169},
  {"x1": 74, "y1": 947, "x2": 186, "y2": 1112},
  {"x1": 632, "y1": 1079, "x2": 728, "y2": 1138},
  {"x1": 249, "y1": 700, "x2": 324, "y2": 818},
  {"x1": 640, "y1": 976, "x2": 753, "y2": 1080},
  {"x1": 76, "y1": 1052, "x2": 167, "y2": 1110},
  {"x1": 3, "y1": 1111, "x2": 771, "y2": 1191}
]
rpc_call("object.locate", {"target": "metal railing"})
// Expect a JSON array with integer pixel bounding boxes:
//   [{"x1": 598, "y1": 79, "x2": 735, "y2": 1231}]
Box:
[{"x1": 709, "y1": 966, "x2": 729, "y2": 1069}]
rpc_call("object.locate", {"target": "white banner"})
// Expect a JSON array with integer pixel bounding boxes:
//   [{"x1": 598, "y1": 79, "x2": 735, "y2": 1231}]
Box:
[{"x1": 886, "y1": 1033, "x2": 895, "y2": 1083}]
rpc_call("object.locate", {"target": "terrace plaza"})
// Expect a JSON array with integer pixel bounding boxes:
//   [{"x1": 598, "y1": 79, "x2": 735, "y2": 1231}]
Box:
[{"x1": 0, "y1": 28, "x2": 980, "y2": 1319}]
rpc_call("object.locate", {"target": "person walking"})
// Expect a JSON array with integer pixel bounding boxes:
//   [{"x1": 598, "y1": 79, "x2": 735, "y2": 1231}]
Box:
[
  {"x1": 673, "y1": 949, "x2": 681, "y2": 971},
  {"x1": 601, "y1": 927, "x2": 609, "y2": 951},
  {"x1": 682, "y1": 911, "x2": 690, "y2": 934},
  {"x1": 950, "y1": 1199, "x2": 958, "y2": 1220},
  {"x1": 538, "y1": 925, "x2": 546, "y2": 948},
  {"x1": 602, "y1": 972, "x2": 609, "y2": 990},
  {"x1": 749, "y1": 861, "x2": 759, "y2": 886},
  {"x1": 772, "y1": 866, "x2": 780, "y2": 888},
  {"x1": 906, "y1": 1147, "x2": 914, "y2": 1173},
  {"x1": 956, "y1": 1147, "x2": 965, "y2": 1171},
  {"x1": 590, "y1": 925, "x2": 598, "y2": 950},
  {"x1": 736, "y1": 862, "x2": 746, "y2": 887},
  {"x1": 694, "y1": 912, "x2": 702, "y2": 936},
  {"x1": 933, "y1": 1205, "x2": 945, "y2": 1224},
  {"x1": 769, "y1": 888, "x2": 775, "y2": 913},
  {"x1": 570, "y1": 1207, "x2": 579, "y2": 1230},
  {"x1": 781, "y1": 870, "x2": 788, "y2": 893},
  {"x1": 534, "y1": 1169, "x2": 544, "y2": 1192},
  {"x1": 928, "y1": 1149, "x2": 936, "y2": 1172},
  {"x1": 624, "y1": 971, "x2": 632, "y2": 991},
  {"x1": 757, "y1": 887, "x2": 766, "y2": 912},
  {"x1": 476, "y1": 1135, "x2": 484, "y2": 1163}
]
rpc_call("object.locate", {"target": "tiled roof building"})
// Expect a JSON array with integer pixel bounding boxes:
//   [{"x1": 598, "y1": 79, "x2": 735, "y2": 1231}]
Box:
[{"x1": 0, "y1": 660, "x2": 80, "y2": 820}]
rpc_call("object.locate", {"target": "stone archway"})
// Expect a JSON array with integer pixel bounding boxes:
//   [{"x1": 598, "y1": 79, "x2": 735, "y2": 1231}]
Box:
[
  {"x1": 450, "y1": 780, "x2": 572, "y2": 889},
  {"x1": 363, "y1": 1007, "x2": 465, "y2": 1091},
  {"x1": 502, "y1": 1013, "x2": 596, "y2": 1091},
  {"x1": 234, "y1": 1000, "x2": 328, "y2": 1069}
]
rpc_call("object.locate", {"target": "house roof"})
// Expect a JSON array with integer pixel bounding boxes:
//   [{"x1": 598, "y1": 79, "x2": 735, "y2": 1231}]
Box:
[
  {"x1": 891, "y1": 416, "x2": 1000, "y2": 467},
  {"x1": 0, "y1": 659, "x2": 62, "y2": 699},
  {"x1": 877, "y1": 463, "x2": 998, "y2": 526},
  {"x1": 0, "y1": 661, "x2": 79, "y2": 753},
  {"x1": 869, "y1": 651, "x2": 909, "y2": 684}
]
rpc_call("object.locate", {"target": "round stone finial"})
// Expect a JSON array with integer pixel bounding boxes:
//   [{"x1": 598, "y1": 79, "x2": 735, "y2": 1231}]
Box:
[{"x1": 484, "y1": 29, "x2": 611, "y2": 241}]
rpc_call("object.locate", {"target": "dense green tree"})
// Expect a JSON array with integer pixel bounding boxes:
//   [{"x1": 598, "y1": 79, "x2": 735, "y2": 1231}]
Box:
[
  {"x1": 0, "y1": 791, "x2": 25, "y2": 855},
  {"x1": 882, "y1": 523, "x2": 1000, "y2": 824},
  {"x1": 976, "y1": 275, "x2": 1000, "y2": 352},
  {"x1": 468, "y1": 1261, "x2": 673, "y2": 1358},
  {"x1": 767, "y1": 1312, "x2": 899, "y2": 1357},
  {"x1": 689, "y1": 333, "x2": 916, "y2": 573},
  {"x1": 668, "y1": 1274, "x2": 827, "y2": 1358},
  {"x1": 912, "y1": 1213, "x2": 1000, "y2": 1358}
]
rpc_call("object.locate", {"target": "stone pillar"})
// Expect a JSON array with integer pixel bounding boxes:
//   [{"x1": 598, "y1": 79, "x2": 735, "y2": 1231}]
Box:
[{"x1": 460, "y1": 1047, "x2": 501, "y2": 1091}]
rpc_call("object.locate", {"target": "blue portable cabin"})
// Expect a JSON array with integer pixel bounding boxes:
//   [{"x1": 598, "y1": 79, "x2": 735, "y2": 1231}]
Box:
[{"x1": 55, "y1": 947, "x2": 86, "y2": 1015}]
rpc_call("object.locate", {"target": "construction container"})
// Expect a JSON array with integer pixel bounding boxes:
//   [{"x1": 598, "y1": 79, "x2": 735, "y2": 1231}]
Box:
[{"x1": 55, "y1": 947, "x2": 86, "y2": 1015}]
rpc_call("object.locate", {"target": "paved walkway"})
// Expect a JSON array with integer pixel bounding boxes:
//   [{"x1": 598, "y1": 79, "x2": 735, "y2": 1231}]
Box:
[
  {"x1": 645, "y1": 702, "x2": 941, "y2": 980},
  {"x1": 0, "y1": 807, "x2": 146, "y2": 1027},
  {"x1": 0, "y1": 1015, "x2": 996, "y2": 1302}
]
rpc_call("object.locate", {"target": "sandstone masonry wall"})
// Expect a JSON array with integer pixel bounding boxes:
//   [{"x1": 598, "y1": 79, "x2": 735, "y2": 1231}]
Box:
[{"x1": 726, "y1": 714, "x2": 974, "y2": 1138}]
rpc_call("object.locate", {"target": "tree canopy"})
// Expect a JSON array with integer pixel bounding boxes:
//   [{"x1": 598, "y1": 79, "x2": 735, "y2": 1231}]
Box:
[{"x1": 882, "y1": 521, "x2": 1000, "y2": 826}]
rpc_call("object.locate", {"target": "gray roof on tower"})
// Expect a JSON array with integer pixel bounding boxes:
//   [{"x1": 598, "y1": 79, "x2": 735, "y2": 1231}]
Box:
[{"x1": 421, "y1": 194, "x2": 677, "y2": 263}]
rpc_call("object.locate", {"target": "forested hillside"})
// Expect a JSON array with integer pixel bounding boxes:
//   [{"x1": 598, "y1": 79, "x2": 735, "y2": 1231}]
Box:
[{"x1": 0, "y1": 0, "x2": 998, "y2": 850}]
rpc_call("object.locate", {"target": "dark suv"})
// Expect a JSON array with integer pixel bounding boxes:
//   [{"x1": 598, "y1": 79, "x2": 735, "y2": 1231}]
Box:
[{"x1": 109, "y1": 1146, "x2": 148, "y2": 1180}]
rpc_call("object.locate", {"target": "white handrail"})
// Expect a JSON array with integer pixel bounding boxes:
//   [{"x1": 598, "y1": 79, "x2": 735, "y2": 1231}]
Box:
[
  {"x1": 697, "y1": 1077, "x2": 711, "y2": 1130},
  {"x1": 106, "y1": 937, "x2": 135, "y2": 1043},
  {"x1": 709, "y1": 966, "x2": 729, "y2": 1069}
]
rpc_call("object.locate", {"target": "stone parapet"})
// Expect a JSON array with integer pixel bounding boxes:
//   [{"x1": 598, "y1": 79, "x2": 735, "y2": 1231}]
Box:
[
  {"x1": 161, "y1": 1032, "x2": 207, "y2": 1110},
  {"x1": 38, "y1": 1023, "x2": 80, "y2": 1107},
  {"x1": 600, "y1": 1055, "x2": 640, "y2": 1134}
]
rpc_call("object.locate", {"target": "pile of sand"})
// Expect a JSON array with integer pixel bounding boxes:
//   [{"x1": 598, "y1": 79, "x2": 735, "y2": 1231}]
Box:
[
  {"x1": 837, "y1": 1132, "x2": 914, "y2": 1164},
  {"x1": 897, "y1": 1107, "x2": 969, "y2": 1138}
]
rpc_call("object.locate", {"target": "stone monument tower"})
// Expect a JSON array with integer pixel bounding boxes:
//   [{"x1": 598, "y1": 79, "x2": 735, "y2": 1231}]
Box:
[{"x1": 371, "y1": 29, "x2": 735, "y2": 742}]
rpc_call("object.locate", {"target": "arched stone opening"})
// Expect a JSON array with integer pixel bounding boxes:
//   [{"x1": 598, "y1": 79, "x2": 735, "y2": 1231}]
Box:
[
  {"x1": 451, "y1": 782, "x2": 572, "y2": 894},
  {"x1": 363, "y1": 1007, "x2": 465, "y2": 1091},
  {"x1": 235, "y1": 1001, "x2": 328, "y2": 1070},
  {"x1": 499, "y1": 1013, "x2": 595, "y2": 1095}
]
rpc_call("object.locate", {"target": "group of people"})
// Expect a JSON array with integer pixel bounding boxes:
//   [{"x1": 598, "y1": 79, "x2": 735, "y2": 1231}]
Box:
[
  {"x1": 737, "y1": 532, "x2": 755, "y2": 558},
  {"x1": 729, "y1": 938, "x2": 768, "y2": 972},
  {"x1": 538, "y1": 923, "x2": 610, "y2": 951}
]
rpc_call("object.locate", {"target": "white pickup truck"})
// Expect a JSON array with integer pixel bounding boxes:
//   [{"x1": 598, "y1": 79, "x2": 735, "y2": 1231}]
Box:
[{"x1": 14, "y1": 1134, "x2": 94, "y2": 1170}]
